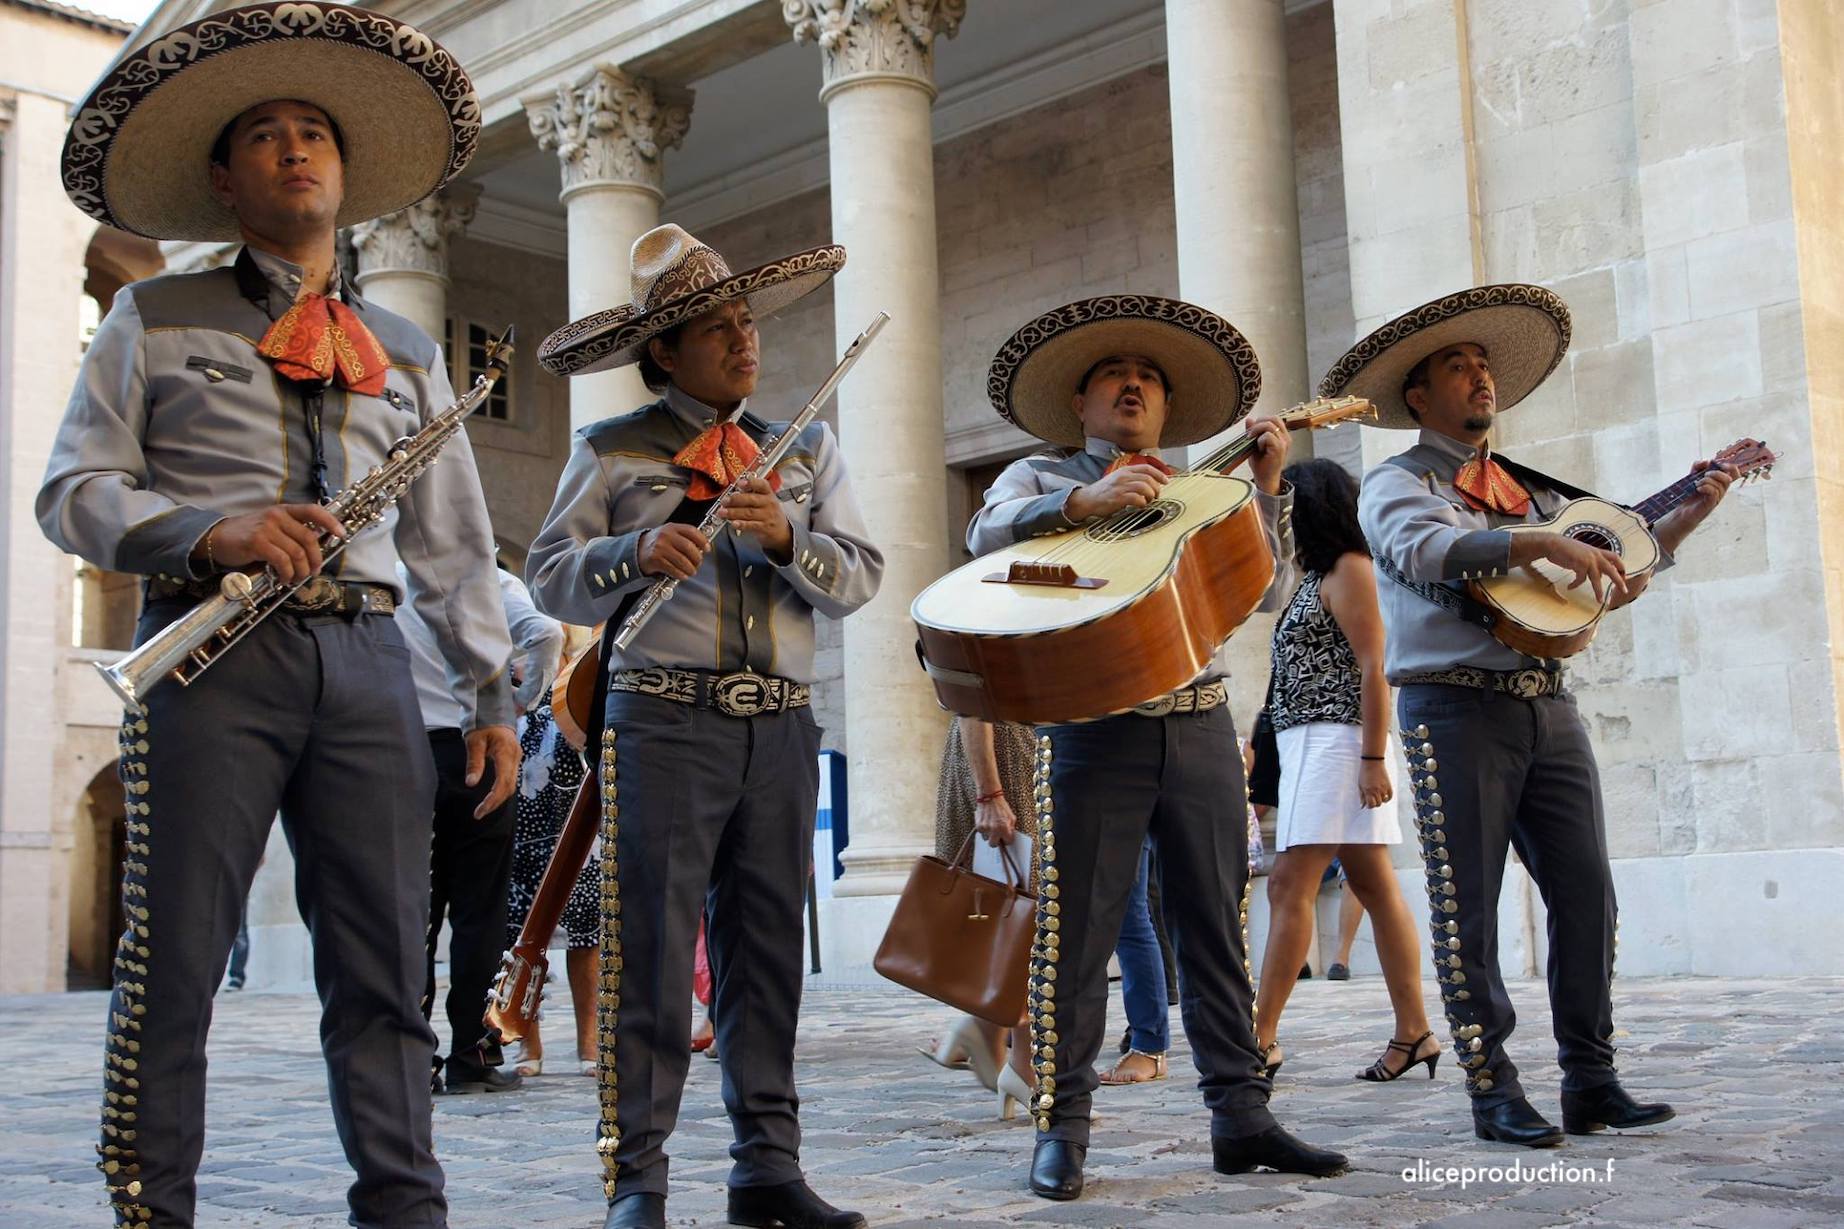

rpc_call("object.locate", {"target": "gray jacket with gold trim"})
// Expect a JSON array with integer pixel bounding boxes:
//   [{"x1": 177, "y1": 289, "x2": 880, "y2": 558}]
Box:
[
  {"x1": 966, "y1": 437, "x2": 1296, "y2": 688},
  {"x1": 525, "y1": 385, "x2": 882, "y2": 682},
  {"x1": 36, "y1": 247, "x2": 515, "y2": 728}
]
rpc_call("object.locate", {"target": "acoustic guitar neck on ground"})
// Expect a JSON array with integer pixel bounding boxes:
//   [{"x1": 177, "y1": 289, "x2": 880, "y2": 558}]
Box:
[
  {"x1": 1470, "y1": 438, "x2": 1778, "y2": 658},
  {"x1": 912, "y1": 397, "x2": 1375, "y2": 724}
]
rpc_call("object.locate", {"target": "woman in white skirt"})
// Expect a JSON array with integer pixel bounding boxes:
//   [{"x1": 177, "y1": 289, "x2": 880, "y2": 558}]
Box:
[{"x1": 1253, "y1": 459, "x2": 1440, "y2": 1082}]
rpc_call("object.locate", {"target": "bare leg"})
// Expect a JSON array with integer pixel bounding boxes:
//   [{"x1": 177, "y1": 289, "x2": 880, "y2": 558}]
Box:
[
  {"x1": 566, "y1": 946, "x2": 597, "y2": 1062},
  {"x1": 1334, "y1": 885, "x2": 1365, "y2": 967},
  {"x1": 1253, "y1": 845, "x2": 1338, "y2": 1048},
  {"x1": 1338, "y1": 844, "x2": 1437, "y2": 1073}
]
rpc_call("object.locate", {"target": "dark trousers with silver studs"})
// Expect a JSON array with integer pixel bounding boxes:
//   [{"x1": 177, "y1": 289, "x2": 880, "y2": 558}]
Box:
[
  {"x1": 1398, "y1": 685, "x2": 1619, "y2": 1111},
  {"x1": 596, "y1": 692, "x2": 821, "y2": 1201},
  {"x1": 102, "y1": 603, "x2": 444, "y2": 1229},
  {"x1": 1029, "y1": 708, "x2": 1275, "y2": 1149}
]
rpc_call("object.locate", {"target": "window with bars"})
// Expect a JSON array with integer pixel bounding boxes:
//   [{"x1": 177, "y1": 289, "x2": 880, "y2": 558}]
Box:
[{"x1": 445, "y1": 317, "x2": 511, "y2": 421}]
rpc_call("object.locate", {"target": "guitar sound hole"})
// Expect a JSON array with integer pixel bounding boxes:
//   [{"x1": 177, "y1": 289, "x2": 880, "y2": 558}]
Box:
[
  {"x1": 1565, "y1": 522, "x2": 1621, "y2": 554},
  {"x1": 1086, "y1": 498, "x2": 1183, "y2": 542}
]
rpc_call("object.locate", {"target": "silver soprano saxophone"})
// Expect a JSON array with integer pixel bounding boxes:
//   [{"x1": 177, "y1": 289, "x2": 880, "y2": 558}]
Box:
[
  {"x1": 613, "y1": 310, "x2": 890, "y2": 651},
  {"x1": 95, "y1": 328, "x2": 515, "y2": 710}
]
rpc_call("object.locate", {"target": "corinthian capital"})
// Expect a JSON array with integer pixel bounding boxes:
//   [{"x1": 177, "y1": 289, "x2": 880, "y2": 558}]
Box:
[
  {"x1": 349, "y1": 184, "x2": 481, "y2": 282},
  {"x1": 525, "y1": 66, "x2": 692, "y2": 200},
  {"x1": 784, "y1": 0, "x2": 966, "y2": 96}
]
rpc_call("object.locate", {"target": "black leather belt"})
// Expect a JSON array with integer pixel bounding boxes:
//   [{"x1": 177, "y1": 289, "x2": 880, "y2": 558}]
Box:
[
  {"x1": 145, "y1": 574, "x2": 397, "y2": 616},
  {"x1": 609, "y1": 667, "x2": 810, "y2": 718},
  {"x1": 1397, "y1": 666, "x2": 1564, "y2": 699}
]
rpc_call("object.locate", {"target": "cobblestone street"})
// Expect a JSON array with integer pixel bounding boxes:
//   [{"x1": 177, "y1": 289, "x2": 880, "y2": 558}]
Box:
[{"x1": 5, "y1": 975, "x2": 1842, "y2": 1227}]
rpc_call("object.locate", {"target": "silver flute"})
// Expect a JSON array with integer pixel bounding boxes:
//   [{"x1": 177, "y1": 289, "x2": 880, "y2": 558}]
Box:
[
  {"x1": 612, "y1": 310, "x2": 890, "y2": 652},
  {"x1": 95, "y1": 328, "x2": 515, "y2": 711}
]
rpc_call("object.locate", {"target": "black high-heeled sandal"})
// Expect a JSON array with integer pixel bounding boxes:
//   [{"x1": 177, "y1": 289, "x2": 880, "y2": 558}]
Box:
[
  {"x1": 1357, "y1": 1030, "x2": 1439, "y2": 1082},
  {"x1": 1256, "y1": 1041, "x2": 1283, "y2": 1078}
]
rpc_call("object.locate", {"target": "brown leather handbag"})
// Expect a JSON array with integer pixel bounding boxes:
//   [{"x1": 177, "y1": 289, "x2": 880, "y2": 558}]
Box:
[{"x1": 873, "y1": 835, "x2": 1035, "y2": 1027}]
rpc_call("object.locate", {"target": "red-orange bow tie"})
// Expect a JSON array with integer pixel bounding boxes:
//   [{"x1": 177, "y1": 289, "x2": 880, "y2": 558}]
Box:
[
  {"x1": 673, "y1": 421, "x2": 783, "y2": 500},
  {"x1": 256, "y1": 293, "x2": 391, "y2": 396},
  {"x1": 1453, "y1": 449, "x2": 1531, "y2": 516},
  {"x1": 1104, "y1": 452, "x2": 1175, "y2": 477}
]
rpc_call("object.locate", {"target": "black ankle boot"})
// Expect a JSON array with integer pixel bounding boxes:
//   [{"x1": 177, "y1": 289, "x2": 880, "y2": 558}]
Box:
[
  {"x1": 1560, "y1": 1083, "x2": 1675, "y2": 1134},
  {"x1": 1473, "y1": 1096, "x2": 1565, "y2": 1147},
  {"x1": 603, "y1": 1192, "x2": 665, "y2": 1229},
  {"x1": 726, "y1": 1180, "x2": 866, "y2": 1229},
  {"x1": 1212, "y1": 1126, "x2": 1348, "y2": 1177},
  {"x1": 1029, "y1": 1139, "x2": 1086, "y2": 1200}
]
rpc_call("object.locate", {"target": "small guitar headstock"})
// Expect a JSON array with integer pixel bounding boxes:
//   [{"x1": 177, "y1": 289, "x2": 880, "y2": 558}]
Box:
[
  {"x1": 1279, "y1": 396, "x2": 1377, "y2": 432},
  {"x1": 1709, "y1": 437, "x2": 1778, "y2": 484}
]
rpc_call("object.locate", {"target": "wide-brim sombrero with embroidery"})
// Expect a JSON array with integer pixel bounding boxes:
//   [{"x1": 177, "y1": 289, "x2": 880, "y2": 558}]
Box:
[
  {"x1": 987, "y1": 296, "x2": 1262, "y2": 449},
  {"x1": 1318, "y1": 284, "x2": 1571, "y2": 430},
  {"x1": 61, "y1": 3, "x2": 479, "y2": 242},
  {"x1": 539, "y1": 225, "x2": 846, "y2": 378}
]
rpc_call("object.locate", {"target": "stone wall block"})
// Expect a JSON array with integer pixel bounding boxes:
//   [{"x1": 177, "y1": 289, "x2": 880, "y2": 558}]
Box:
[
  {"x1": 1653, "y1": 759, "x2": 1698, "y2": 853},
  {"x1": 1638, "y1": 144, "x2": 1749, "y2": 250},
  {"x1": 1550, "y1": 267, "x2": 1620, "y2": 350},
  {"x1": 1514, "y1": 22, "x2": 1634, "y2": 127},
  {"x1": 1572, "y1": 336, "x2": 1658, "y2": 427},
  {"x1": 1643, "y1": 245, "x2": 1690, "y2": 331},
  {"x1": 1743, "y1": 134, "x2": 1794, "y2": 227},
  {"x1": 1629, "y1": 0, "x2": 1740, "y2": 83},
  {"x1": 1685, "y1": 219, "x2": 1800, "y2": 318},
  {"x1": 1635, "y1": 66, "x2": 1742, "y2": 164},
  {"x1": 1530, "y1": 178, "x2": 1643, "y2": 276},
  {"x1": 1681, "y1": 663, "x2": 1793, "y2": 762},
  {"x1": 1466, "y1": 0, "x2": 1593, "y2": 54},
  {"x1": 1602, "y1": 761, "x2": 1663, "y2": 858},
  {"x1": 1366, "y1": 2, "x2": 1455, "y2": 91},
  {"x1": 1653, "y1": 310, "x2": 1763, "y2": 409},
  {"x1": 1753, "y1": 751, "x2": 1844, "y2": 846},
  {"x1": 1688, "y1": 757, "x2": 1762, "y2": 850},
  {"x1": 1591, "y1": 419, "x2": 1665, "y2": 498}
]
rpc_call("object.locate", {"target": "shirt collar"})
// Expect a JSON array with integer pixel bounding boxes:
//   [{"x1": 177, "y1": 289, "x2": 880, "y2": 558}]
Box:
[
  {"x1": 1417, "y1": 428, "x2": 1486, "y2": 464},
  {"x1": 244, "y1": 244, "x2": 345, "y2": 303},
  {"x1": 1083, "y1": 435, "x2": 1165, "y2": 464},
  {"x1": 664, "y1": 383, "x2": 744, "y2": 431}
]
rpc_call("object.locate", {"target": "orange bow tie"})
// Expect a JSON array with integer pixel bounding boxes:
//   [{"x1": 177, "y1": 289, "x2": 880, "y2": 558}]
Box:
[
  {"x1": 1453, "y1": 450, "x2": 1531, "y2": 516},
  {"x1": 1104, "y1": 452, "x2": 1175, "y2": 477},
  {"x1": 673, "y1": 421, "x2": 783, "y2": 500},
  {"x1": 256, "y1": 293, "x2": 391, "y2": 396}
]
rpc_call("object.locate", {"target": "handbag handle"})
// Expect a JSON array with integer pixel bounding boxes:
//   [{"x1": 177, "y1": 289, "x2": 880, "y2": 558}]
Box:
[{"x1": 947, "y1": 830, "x2": 1029, "y2": 894}]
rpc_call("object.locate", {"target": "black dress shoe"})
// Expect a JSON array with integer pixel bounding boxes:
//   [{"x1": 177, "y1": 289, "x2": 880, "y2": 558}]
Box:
[
  {"x1": 1029, "y1": 1139, "x2": 1086, "y2": 1201},
  {"x1": 1561, "y1": 1083, "x2": 1675, "y2": 1135},
  {"x1": 604, "y1": 1191, "x2": 666, "y2": 1229},
  {"x1": 727, "y1": 1179, "x2": 866, "y2": 1228},
  {"x1": 438, "y1": 1050, "x2": 523, "y2": 1094},
  {"x1": 1212, "y1": 1126, "x2": 1347, "y2": 1177},
  {"x1": 1473, "y1": 1096, "x2": 1565, "y2": 1147}
]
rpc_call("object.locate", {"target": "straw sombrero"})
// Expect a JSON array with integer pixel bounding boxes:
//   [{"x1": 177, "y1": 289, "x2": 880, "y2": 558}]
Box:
[
  {"x1": 61, "y1": 3, "x2": 479, "y2": 242},
  {"x1": 538, "y1": 225, "x2": 846, "y2": 378},
  {"x1": 1318, "y1": 284, "x2": 1571, "y2": 430},
  {"x1": 986, "y1": 296, "x2": 1262, "y2": 449}
]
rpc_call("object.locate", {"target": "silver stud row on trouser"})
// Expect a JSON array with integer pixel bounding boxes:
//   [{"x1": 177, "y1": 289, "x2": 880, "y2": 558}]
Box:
[
  {"x1": 1027, "y1": 735, "x2": 1061, "y2": 1132},
  {"x1": 1401, "y1": 722, "x2": 1491, "y2": 1094},
  {"x1": 100, "y1": 712, "x2": 153, "y2": 1224},
  {"x1": 595, "y1": 729, "x2": 622, "y2": 1201}
]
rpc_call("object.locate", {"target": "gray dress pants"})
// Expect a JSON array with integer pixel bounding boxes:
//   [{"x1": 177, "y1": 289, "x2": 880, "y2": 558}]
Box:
[
  {"x1": 102, "y1": 602, "x2": 442, "y2": 1229},
  {"x1": 1033, "y1": 707, "x2": 1276, "y2": 1149},
  {"x1": 1397, "y1": 684, "x2": 1619, "y2": 1110},
  {"x1": 597, "y1": 691, "x2": 821, "y2": 1201}
]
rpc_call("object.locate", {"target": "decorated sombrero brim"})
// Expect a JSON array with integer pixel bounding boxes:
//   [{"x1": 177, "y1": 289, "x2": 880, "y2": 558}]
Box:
[
  {"x1": 538, "y1": 241, "x2": 846, "y2": 378},
  {"x1": 987, "y1": 296, "x2": 1262, "y2": 448},
  {"x1": 1318, "y1": 284, "x2": 1571, "y2": 429},
  {"x1": 62, "y1": 3, "x2": 479, "y2": 242}
]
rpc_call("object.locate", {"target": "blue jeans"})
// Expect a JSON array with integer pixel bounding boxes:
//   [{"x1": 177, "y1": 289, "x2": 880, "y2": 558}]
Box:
[{"x1": 1115, "y1": 838, "x2": 1170, "y2": 1054}]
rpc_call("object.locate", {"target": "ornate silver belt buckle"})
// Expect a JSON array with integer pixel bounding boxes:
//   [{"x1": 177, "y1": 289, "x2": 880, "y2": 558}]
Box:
[
  {"x1": 713, "y1": 672, "x2": 771, "y2": 718},
  {"x1": 1507, "y1": 670, "x2": 1545, "y2": 699},
  {"x1": 294, "y1": 577, "x2": 338, "y2": 611},
  {"x1": 1136, "y1": 694, "x2": 1178, "y2": 718}
]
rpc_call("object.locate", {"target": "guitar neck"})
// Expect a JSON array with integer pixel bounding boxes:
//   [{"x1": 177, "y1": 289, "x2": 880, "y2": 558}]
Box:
[
  {"x1": 1631, "y1": 470, "x2": 1705, "y2": 525},
  {"x1": 1188, "y1": 433, "x2": 1259, "y2": 475}
]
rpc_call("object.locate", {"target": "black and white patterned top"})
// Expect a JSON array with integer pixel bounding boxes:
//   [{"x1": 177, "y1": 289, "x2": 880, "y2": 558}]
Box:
[{"x1": 1269, "y1": 571, "x2": 1362, "y2": 732}]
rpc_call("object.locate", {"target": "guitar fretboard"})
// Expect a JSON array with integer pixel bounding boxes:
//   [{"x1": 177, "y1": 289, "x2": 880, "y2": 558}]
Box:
[{"x1": 1631, "y1": 471, "x2": 1708, "y2": 525}]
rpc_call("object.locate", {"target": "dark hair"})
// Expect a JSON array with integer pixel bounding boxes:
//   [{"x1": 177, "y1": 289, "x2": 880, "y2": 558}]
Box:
[
  {"x1": 638, "y1": 321, "x2": 687, "y2": 394},
  {"x1": 1282, "y1": 458, "x2": 1369, "y2": 576},
  {"x1": 1399, "y1": 353, "x2": 1433, "y2": 423},
  {"x1": 1077, "y1": 354, "x2": 1170, "y2": 395},
  {"x1": 210, "y1": 102, "x2": 347, "y2": 168}
]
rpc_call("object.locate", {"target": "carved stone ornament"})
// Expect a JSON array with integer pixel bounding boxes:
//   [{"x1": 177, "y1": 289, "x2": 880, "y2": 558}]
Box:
[
  {"x1": 349, "y1": 184, "x2": 481, "y2": 280},
  {"x1": 525, "y1": 66, "x2": 691, "y2": 198},
  {"x1": 784, "y1": 0, "x2": 966, "y2": 93}
]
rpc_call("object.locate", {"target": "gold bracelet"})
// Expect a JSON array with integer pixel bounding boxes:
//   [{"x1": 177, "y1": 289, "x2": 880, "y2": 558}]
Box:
[{"x1": 203, "y1": 526, "x2": 218, "y2": 573}]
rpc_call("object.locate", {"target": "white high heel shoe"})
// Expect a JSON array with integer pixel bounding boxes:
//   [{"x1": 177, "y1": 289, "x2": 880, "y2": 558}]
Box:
[
  {"x1": 920, "y1": 1016, "x2": 1000, "y2": 1090},
  {"x1": 997, "y1": 1064, "x2": 1035, "y2": 1122}
]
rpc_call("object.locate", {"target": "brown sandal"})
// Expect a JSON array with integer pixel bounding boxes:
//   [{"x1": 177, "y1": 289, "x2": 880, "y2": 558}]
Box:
[{"x1": 1098, "y1": 1049, "x2": 1168, "y2": 1085}]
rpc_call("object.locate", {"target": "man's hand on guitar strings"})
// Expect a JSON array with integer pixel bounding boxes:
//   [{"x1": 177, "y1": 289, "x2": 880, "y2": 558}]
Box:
[
  {"x1": 1066, "y1": 464, "x2": 1169, "y2": 522},
  {"x1": 1652, "y1": 460, "x2": 1738, "y2": 556}
]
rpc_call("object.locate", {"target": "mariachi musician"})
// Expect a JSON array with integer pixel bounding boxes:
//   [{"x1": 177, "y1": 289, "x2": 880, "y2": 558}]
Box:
[
  {"x1": 526, "y1": 224, "x2": 883, "y2": 1229},
  {"x1": 37, "y1": 6, "x2": 516, "y2": 1226},
  {"x1": 966, "y1": 297, "x2": 1350, "y2": 1200},
  {"x1": 1325, "y1": 284, "x2": 1736, "y2": 1146}
]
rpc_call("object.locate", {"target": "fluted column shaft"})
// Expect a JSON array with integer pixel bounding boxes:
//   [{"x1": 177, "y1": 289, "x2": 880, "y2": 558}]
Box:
[
  {"x1": 349, "y1": 185, "x2": 479, "y2": 343},
  {"x1": 526, "y1": 66, "x2": 690, "y2": 429}
]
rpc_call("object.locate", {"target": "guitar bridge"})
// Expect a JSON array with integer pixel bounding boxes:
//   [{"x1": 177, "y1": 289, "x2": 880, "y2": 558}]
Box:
[{"x1": 983, "y1": 561, "x2": 1107, "y2": 589}]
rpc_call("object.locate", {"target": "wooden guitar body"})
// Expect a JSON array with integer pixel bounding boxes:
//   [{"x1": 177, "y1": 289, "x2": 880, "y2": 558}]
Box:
[
  {"x1": 1469, "y1": 496, "x2": 1660, "y2": 658},
  {"x1": 912, "y1": 472, "x2": 1272, "y2": 723}
]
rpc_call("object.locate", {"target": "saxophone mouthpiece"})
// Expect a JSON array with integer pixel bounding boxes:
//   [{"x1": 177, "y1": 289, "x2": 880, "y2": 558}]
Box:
[{"x1": 485, "y1": 326, "x2": 515, "y2": 378}]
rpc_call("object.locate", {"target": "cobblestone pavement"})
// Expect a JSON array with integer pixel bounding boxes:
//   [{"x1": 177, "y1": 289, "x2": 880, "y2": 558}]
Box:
[{"x1": 5, "y1": 975, "x2": 1842, "y2": 1227}]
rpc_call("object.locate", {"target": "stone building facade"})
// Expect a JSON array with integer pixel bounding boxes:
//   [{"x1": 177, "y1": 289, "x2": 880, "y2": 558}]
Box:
[{"x1": 2, "y1": 0, "x2": 1840, "y2": 992}]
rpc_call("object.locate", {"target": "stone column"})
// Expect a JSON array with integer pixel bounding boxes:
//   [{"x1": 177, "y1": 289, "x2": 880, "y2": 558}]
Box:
[
  {"x1": 349, "y1": 184, "x2": 480, "y2": 342},
  {"x1": 526, "y1": 66, "x2": 690, "y2": 430},
  {"x1": 787, "y1": 0, "x2": 964, "y2": 899}
]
